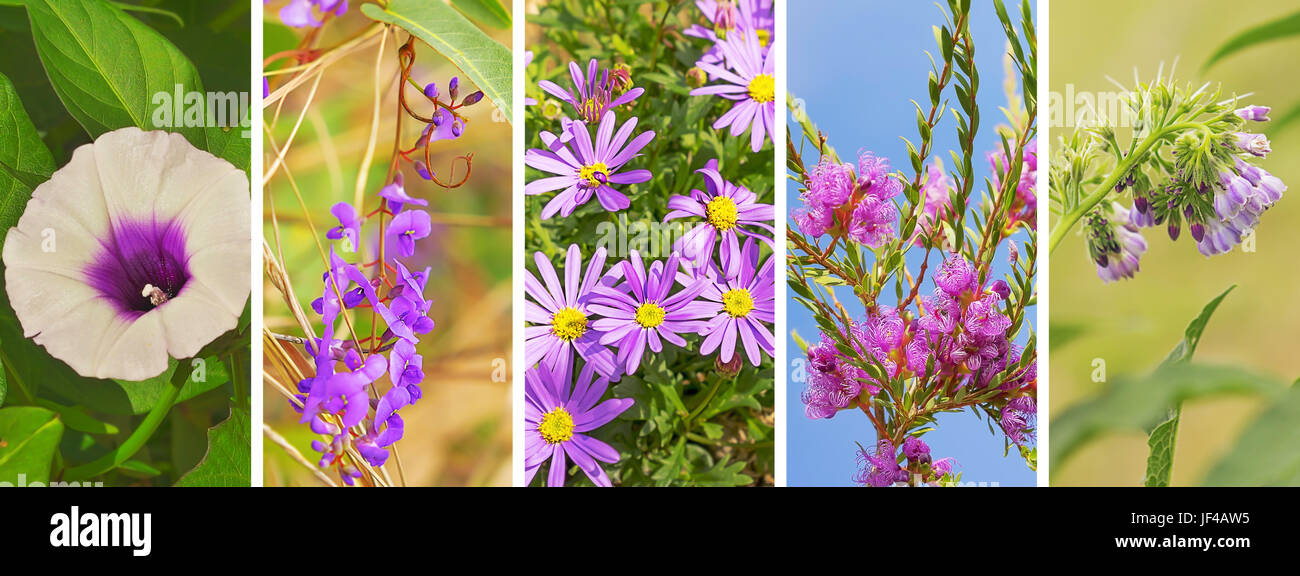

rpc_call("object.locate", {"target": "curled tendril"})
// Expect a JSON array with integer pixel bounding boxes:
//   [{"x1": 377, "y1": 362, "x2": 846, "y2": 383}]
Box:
[{"x1": 395, "y1": 38, "x2": 474, "y2": 189}]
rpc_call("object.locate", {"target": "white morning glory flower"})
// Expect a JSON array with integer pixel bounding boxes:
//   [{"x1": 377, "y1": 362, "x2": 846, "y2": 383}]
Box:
[{"x1": 2, "y1": 127, "x2": 250, "y2": 381}]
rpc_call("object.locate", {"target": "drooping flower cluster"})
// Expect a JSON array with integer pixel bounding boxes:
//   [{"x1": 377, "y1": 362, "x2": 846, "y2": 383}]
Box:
[
  {"x1": 688, "y1": 2, "x2": 776, "y2": 152},
  {"x1": 792, "y1": 150, "x2": 903, "y2": 247},
  {"x1": 801, "y1": 255, "x2": 1032, "y2": 446},
  {"x1": 1090, "y1": 104, "x2": 1286, "y2": 281},
  {"x1": 526, "y1": 58, "x2": 655, "y2": 219}
]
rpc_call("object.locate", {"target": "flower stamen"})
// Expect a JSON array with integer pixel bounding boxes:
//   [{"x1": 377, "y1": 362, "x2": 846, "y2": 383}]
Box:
[
  {"x1": 551, "y1": 307, "x2": 588, "y2": 341},
  {"x1": 721, "y1": 288, "x2": 754, "y2": 318},
  {"x1": 747, "y1": 74, "x2": 775, "y2": 103},
  {"x1": 635, "y1": 302, "x2": 666, "y2": 328},
  {"x1": 706, "y1": 196, "x2": 740, "y2": 231},
  {"x1": 577, "y1": 162, "x2": 610, "y2": 189},
  {"x1": 538, "y1": 407, "x2": 575, "y2": 444}
]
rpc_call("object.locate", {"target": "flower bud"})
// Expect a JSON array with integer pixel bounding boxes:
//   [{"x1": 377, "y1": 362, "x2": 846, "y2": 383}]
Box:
[
  {"x1": 452, "y1": 119, "x2": 464, "y2": 137},
  {"x1": 414, "y1": 161, "x2": 433, "y2": 181},
  {"x1": 448, "y1": 76, "x2": 460, "y2": 101},
  {"x1": 715, "y1": 353, "x2": 743, "y2": 378},
  {"x1": 423, "y1": 82, "x2": 438, "y2": 100},
  {"x1": 686, "y1": 66, "x2": 707, "y2": 88},
  {"x1": 461, "y1": 90, "x2": 484, "y2": 106}
]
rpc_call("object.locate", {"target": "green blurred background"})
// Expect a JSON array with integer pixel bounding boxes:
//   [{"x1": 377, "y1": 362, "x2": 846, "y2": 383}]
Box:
[
  {"x1": 261, "y1": 8, "x2": 512, "y2": 486},
  {"x1": 1050, "y1": 0, "x2": 1300, "y2": 485}
]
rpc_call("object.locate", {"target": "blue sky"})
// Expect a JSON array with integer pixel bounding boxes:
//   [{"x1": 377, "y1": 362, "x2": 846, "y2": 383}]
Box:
[{"x1": 786, "y1": 0, "x2": 1037, "y2": 487}]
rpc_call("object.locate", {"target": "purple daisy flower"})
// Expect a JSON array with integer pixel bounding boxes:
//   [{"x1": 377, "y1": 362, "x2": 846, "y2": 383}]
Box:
[
  {"x1": 589, "y1": 251, "x2": 712, "y2": 375},
  {"x1": 684, "y1": 0, "x2": 776, "y2": 69},
  {"x1": 525, "y1": 244, "x2": 621, "y2": 380},
  {"x1": 525, "y1": 362, "x2": 633, "y2": 487},
  {"x1": 690, "y1": 27, "x2": 775, "y2": 152},
  {"x1": 695, "y1": 238, "x2": 775, "y2": 365},
  {"x1": 524, "y1": 111, "x2": 655, "y2": 219},
  {"x1": 538, "y1": 59, "x2": 644, "y2": 127},
  {"x1": 664, "y1": 158, "x2": 775, "y2": 280}
]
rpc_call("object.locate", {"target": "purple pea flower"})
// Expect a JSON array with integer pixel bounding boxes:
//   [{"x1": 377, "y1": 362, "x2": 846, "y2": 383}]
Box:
[
  {"x1": 524, "y1": 111, "x2": 655, "y2": 219},
  {"x1": 695, "y1": 238, "x2": 775, "y2": 365},
  {"x1": 377, "y1": 173, "x2": 427, "y2": 212},
  {"x1": 386, "y1": 209, "x2": 431, "y2": 258},
  {"x1": 690, "y1": 27, "x2": 775, "y2": 152},
  {"x1": 525, "y1": 363, "x2": 633, "y2": 487},
  {"x1": 664, "y1": 158, "x2": 775, "y2": 280},
  {"x1": 589, "y1": 251, "x2": 712, "y2": 375},
  {"x1": 278, "y1": 0, "x2": 347, "y2": 28},
  {"x1": 525, "y1": 244, "x2": 621, "y2": 380},
  {"x1": 325, "y1": 202, "x2": 361, "y2": 252}
]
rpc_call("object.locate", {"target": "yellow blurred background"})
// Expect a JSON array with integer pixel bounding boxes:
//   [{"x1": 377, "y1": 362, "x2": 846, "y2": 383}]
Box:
[
  {"x1": 261, "y1": 11, "x2": 512, "y2": 486},
  {"x1": 1049, "y1": 0, "x2": 1300, "y2": 486}
]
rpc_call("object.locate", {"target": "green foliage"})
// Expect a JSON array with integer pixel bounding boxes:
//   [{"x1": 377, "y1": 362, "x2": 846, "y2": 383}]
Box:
[
  {"x1": 1143, "y1": 285, "x2": 1233, "y2": 487},
  {"x1": 0, "y1": 405, "x2": 64, "y2": 484},
  {"x1": 0, "y1": 0, "x2": 250, "y2": 485},
  {"x1": 1203, "y1": 9, "x2": 1300, "y2": 71},
  {"x1": 1203, "y1": 385, "x2": 1300, "y2": 486},
  {"x1": 174, "y1": 405, "x2": 249, "y2": 487},
  {"x1": 363, "y1": 0, "x2": 513, "y2": 125},
  {"x1": 451, "y1": 0, "x2": 511, "y2": 30}
]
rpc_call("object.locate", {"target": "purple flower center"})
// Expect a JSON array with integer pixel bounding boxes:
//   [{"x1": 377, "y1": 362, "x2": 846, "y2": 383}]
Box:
[{"x1": 84, "y1": 219, "x2": 191, "y2": 317}]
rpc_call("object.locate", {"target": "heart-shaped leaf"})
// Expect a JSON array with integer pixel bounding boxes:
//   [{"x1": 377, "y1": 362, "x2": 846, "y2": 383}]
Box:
[{"x1": 174, "y1": 404, "x2": 248, "y2": 486}]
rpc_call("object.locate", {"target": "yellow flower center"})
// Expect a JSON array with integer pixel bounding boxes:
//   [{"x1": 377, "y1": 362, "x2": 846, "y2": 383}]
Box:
[
  {"x1": 577, "y1": 162, "x2": 610, "y2": 188},
  {"x1": 538, "y1": 407, "x2": 575, "y2": 444},
  {"x1": 550, "y1": 307, "x2": 588, "y2": 341},
  {"x1": 722, "y1": 288, "x2": 754, "y2": 318},
  {"x1": 635, "y1": 302, "x2": 666, "y2": 328},
  {"x1": 747, "y1": 74, "x2": 775, "y2": 103},
  {"x1": 757, "y1": 29, "x2": 771, "y2": 48},
  {"x1": 706, "y1": 196, "x2": 740, "y2": 231}
]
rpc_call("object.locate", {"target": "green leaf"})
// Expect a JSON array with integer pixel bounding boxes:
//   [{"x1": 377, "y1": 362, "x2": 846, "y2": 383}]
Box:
[
  {"x1": 1144, "y1": 286, "x2": 1233, "y2": 487},
  {"x1": 1052, "y1": 364, "x2": 1283, "y2": 476},
  {"x1": 451, "y1": 0, "x2": 511, "y2": 30},
  {"x1": 1204, "y1": 9, "x2": 1300, "y2": 71},
  {"x1": 174, "y1": 404, "x2": 249, "y2": 487},
  {"x1": 1048, "y1": 322, "x2": 1084, "y2": 351},
  {"x1": 0, "y1": 405, "x2": 64, "y2": 484},
  {"x1": 1202, "y1": 385, "x2": 1300, "y2": 486},
  {"x1": 25, "y1": 0, "x2": 205, "y2": 144},
  {"x1": 362, "y1": 0, "x2": 513, "y2": 125},
  {"x1": 32, "y1": 399, "x2": 118, "y2": 435}
]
